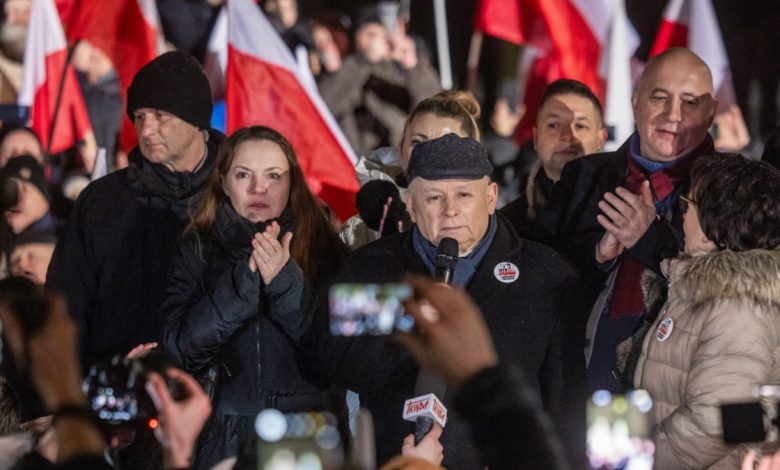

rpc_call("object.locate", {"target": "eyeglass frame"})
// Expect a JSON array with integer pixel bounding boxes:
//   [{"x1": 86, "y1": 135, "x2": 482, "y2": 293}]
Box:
[{"x1": 679, "y1": 194, "x2": 698, "y2": 213}]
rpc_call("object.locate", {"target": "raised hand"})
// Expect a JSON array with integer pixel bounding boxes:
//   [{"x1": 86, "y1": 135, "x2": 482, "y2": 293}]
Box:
[
  {"x1": 401, "y1": 423, "x2": 444, "y2": 465},
  {"x1": 145, "y1": 368, "x2": 212, "y2": 469},
  {"x1": 596, "y1": 180, "x2": 657, "y2": 250},
  {"x1": 248, "y1": 221, "x2": 293, "y2": 285},
  {"x1": 394, "y1": 276, "x2": 498, "y2": 386}
]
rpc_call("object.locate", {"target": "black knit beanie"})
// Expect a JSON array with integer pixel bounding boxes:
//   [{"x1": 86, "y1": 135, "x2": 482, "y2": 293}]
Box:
[
  {"x1": 126, "y1": 51, "x2": 213, "y2": 130},
  {"x1": 0, "y1": 155, "x2": 49, "y2": 201}
]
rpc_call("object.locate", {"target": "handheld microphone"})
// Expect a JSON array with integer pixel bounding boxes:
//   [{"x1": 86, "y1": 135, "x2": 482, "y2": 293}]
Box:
[
  {"x1": 434, "y1": 237, "x2": 458, "y2": 284},
  {"x1": 402, "y1": 393, "x2": 448, "y2": 444},
  {"x1": 407, "y1": 238, "x2": 456, "y2": 445}
]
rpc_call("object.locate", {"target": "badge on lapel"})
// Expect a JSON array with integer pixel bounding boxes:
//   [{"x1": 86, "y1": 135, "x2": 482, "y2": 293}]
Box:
[
  {"x1": 656, "y1": 317, "x2": 674, "y2": 342},
  {"x1": 493, "y1": 262, "x2": 519, "y2": 283}
]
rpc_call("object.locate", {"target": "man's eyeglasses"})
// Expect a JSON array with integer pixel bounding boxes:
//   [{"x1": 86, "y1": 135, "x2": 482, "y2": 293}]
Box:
[{"x1": 680, "y1": 194, "x2": 698, "y2": 214}]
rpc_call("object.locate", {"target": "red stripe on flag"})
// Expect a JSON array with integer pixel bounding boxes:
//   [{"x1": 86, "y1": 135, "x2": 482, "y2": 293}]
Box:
[
  {"x1": 226, "y1": 45, "x2": 358, "y2": 220},
  {"x1": 649, "y1": 19, "x2": 688, "y2": 58},
  {"x1": 474, "y1": 0, "x2": 525, "y2": 45},
  {"x1": 65, "y1": 0, "x2": 159, "y2": 153},
  {"x1": 30, "y1": 49, "x2": 92, "y2": 154},
  {"x1": 504, "y1": 0, "x2": 603, "y2": 144},
  {"x1": 534, "y1": 0, "x2": 602, "y2": 99}
]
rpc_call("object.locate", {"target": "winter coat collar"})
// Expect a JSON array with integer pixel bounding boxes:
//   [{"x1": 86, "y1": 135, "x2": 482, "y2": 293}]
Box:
[
  {"x1": 213, "y1": 198, "x2": 295, "y2": 259},
  {"x1": 663, "y1": 248, "x2": 780, "y2": 310},
  {"x1": 126, "y1": 128, "x2": 224, "y2": 202}
]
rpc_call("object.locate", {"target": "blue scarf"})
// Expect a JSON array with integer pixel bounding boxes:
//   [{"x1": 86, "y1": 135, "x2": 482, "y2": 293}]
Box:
[{"x1": 411, "y1": 215, "x2": 498, "y2": 287}]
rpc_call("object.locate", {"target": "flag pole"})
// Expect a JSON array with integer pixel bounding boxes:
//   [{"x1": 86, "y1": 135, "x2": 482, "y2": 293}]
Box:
[
  {"x1": 46, "y1": 39, "x2": 81, "y2": 156},
  {"x1": 433, "y1": 0, "x2": 452, "y2": 90}
]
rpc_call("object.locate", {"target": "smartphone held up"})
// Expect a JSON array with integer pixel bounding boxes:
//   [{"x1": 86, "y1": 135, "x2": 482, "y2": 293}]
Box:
[{"x1": 328, "y1": 283, "x2": 414, "y2": 336}]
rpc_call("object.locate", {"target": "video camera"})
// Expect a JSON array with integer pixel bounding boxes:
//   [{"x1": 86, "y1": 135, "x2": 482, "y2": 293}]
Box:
[{"x1": 83, "y1": 350, "x2": 186, "y2": 431}]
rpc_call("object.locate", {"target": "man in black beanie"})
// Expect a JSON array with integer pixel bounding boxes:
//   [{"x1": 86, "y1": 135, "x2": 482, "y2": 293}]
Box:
[{"x1": 47, "y1": 51, "x2": 225, "y2": 371}]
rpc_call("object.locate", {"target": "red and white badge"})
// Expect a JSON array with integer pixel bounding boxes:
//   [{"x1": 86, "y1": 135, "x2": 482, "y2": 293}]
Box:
[
  {"x1": 656, "y1": 317, "x2": 674, "y2": 342},
  {"x1": 493, "y1": 262, "x2": 519, "y2": 283}
]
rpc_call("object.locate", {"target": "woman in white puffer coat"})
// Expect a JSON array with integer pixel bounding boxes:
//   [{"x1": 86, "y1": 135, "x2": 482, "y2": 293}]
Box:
[{"x1": 633, "y1": 153, "x2": 780, "y2": 469}]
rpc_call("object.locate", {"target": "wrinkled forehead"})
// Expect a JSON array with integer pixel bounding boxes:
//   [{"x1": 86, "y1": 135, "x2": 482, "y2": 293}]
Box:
[
  {"x1": 409, "y1": 176, "x2": 490, "y2": 194},
  {"x1": 637, "y1": 55, "x2": 714, "y2": 97}
]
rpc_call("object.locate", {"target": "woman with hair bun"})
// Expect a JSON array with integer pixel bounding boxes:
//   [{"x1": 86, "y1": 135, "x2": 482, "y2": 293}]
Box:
[{"x1": 342, "y1": 90, "x2": 482, "y2": 248}]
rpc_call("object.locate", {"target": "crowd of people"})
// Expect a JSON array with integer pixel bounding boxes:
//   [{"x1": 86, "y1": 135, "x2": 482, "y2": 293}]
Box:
[{"x1": 0, "y1": 1, "x2": 779, "y2": 469}]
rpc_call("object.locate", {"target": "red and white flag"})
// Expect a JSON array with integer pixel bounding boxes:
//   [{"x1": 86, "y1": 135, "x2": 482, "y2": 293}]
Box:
[
  {"x1": 225, "y1": 0, "x2": 358, "y2": 220},
  {"x1": 18, "y1": 0, "x2": 92, "y2": 156},
  {"x1": 650, "y1": 0, "x2": 749, "y2": 151},
  {"x1": 64, "y1": 0, "x2": 164, "y2": 153},
  {"x1": 475, "y1": 0, "x2": 638, "y2": 147},
  {"x1": 600, "y1": 0, "x2": 640, "y2": 150}
]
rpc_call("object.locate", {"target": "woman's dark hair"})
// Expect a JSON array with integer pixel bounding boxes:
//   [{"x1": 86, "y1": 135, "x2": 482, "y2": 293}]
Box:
[
  {"x1": 0, "y1": 377, "x2": 21, "y2": 435},
  {"x1": 690, "y1": 153, "x2": 780, "y2": 251},
  {"x1": 188, "y1": 126, "x2": 347, "y2": 287}
]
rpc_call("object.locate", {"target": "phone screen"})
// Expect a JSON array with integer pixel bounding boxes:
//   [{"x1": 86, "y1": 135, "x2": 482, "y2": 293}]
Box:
[
  {"x1": 89, "y1": 384, "x2": 138, "y2": 423},
  {"x1": 328, "y1": 283, "x2": 413, "y2": 336},
  {"x1": 586, "y1": 390, "x2": 654, "y2": 470}
]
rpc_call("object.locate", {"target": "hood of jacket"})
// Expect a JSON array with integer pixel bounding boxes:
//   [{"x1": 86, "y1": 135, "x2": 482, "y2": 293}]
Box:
[{"x1": 665, "y1": 248, "x2": 780, "y2": 311}]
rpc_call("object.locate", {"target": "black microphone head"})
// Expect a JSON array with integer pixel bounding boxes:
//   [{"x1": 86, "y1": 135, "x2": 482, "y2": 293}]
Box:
[{"x1": 435, "y1": 237, "x2": 458, "y2": 269}]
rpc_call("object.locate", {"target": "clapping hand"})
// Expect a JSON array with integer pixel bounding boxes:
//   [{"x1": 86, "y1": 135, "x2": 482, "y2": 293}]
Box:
[{"x1": 248, "y1": 221, "x2": 293, "y2": 285}]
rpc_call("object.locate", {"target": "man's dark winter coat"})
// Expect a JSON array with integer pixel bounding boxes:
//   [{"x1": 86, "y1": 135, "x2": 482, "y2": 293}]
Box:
[
  {"x1": 541, "y1": 140, "x2": 688, "y2": 294},
  {"x1": 46, "y1": 130, "x2": 225, "y2": 367},
  {"x1": 297, "y1": 215, "x2": 586, "y2": 469}
]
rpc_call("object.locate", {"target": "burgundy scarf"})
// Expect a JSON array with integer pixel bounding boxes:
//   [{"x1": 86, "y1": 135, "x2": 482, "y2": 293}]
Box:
[{"x1": 608, "y1": 135, "x2": 713, "y2": 319}]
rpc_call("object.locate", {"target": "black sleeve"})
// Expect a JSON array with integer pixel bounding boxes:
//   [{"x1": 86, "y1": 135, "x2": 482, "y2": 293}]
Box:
[
  {"x1": 55, "y1": 455, "x2": 114, "y2": 470},
  {"x1": 46, "y1": 191, "x2": 97, "y2": 366},
  {"x1": 160, "y1": 235, "x2": 261, "y2": 372},
  {"x1": 538, "y1": 261, "x2": 588, "y2": 468},
  {"x1": 626, "y1": 217, "x2": 683, "y2": 275},
  {"x1": 455, "y1": 364, "x2": 570, "y2": 470},
  {"x1": 267, "y1": 256, "x2": 415, "y2": 394}
]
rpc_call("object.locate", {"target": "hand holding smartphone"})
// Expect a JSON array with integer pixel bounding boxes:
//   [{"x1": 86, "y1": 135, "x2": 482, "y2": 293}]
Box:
[{"x1": 328, "y1": 283, "x2": 414, "y2": 336}]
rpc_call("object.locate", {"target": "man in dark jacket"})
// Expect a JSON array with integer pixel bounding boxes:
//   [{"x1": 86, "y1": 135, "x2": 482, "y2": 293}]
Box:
[
  {"x1": 501, "y1": 78, "x2": 607, "y2": 243},
  {"x1": 296, "y1": 134, "x2": 586, "y2": 469},
  {"x1": 46, "y1": 51, "x2": 224, "y2": 368},
  {"x1": 542, "y1": 48, "x2": 718, "y2": 392}
]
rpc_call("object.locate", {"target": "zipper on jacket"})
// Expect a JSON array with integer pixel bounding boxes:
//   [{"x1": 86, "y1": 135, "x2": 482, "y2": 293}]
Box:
[{"x1": 256, "y1": 319, "x2": 262, "y2": 395}]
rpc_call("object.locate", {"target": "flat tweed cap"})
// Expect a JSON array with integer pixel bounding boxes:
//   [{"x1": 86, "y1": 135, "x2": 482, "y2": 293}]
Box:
[{"x1": 406, "y1": 133, "x2": 493, "y2": 183}]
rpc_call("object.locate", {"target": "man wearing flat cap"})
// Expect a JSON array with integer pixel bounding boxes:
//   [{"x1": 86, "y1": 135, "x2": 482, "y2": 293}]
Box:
[
  {"x1": 276, "y1": 134, "x2": 586, "y2": 468},
  {"x1": 47, "y1": 51, "x2": 225, "y2": 369}
]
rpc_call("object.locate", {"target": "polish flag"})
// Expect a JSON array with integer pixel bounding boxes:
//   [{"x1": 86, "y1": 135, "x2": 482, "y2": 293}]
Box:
[
  {"x1": 18, "y1": 0, "x2": 92, "y2": 156},
  {"x1": 64, "y1": 0, "x2": 165, "y2": 153},
  {"x1": 475, "y1": 0, "x2": 638, "y2": 147},
  {"x1": 225, "y1": 0, "x2": 358, "y2": 220},
  {"x1": 600, "y1": 0, "x2": 640, "y2": 150},
  {"x1": 650, "y1": 0, "x2": 749, "y2": 151}
]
